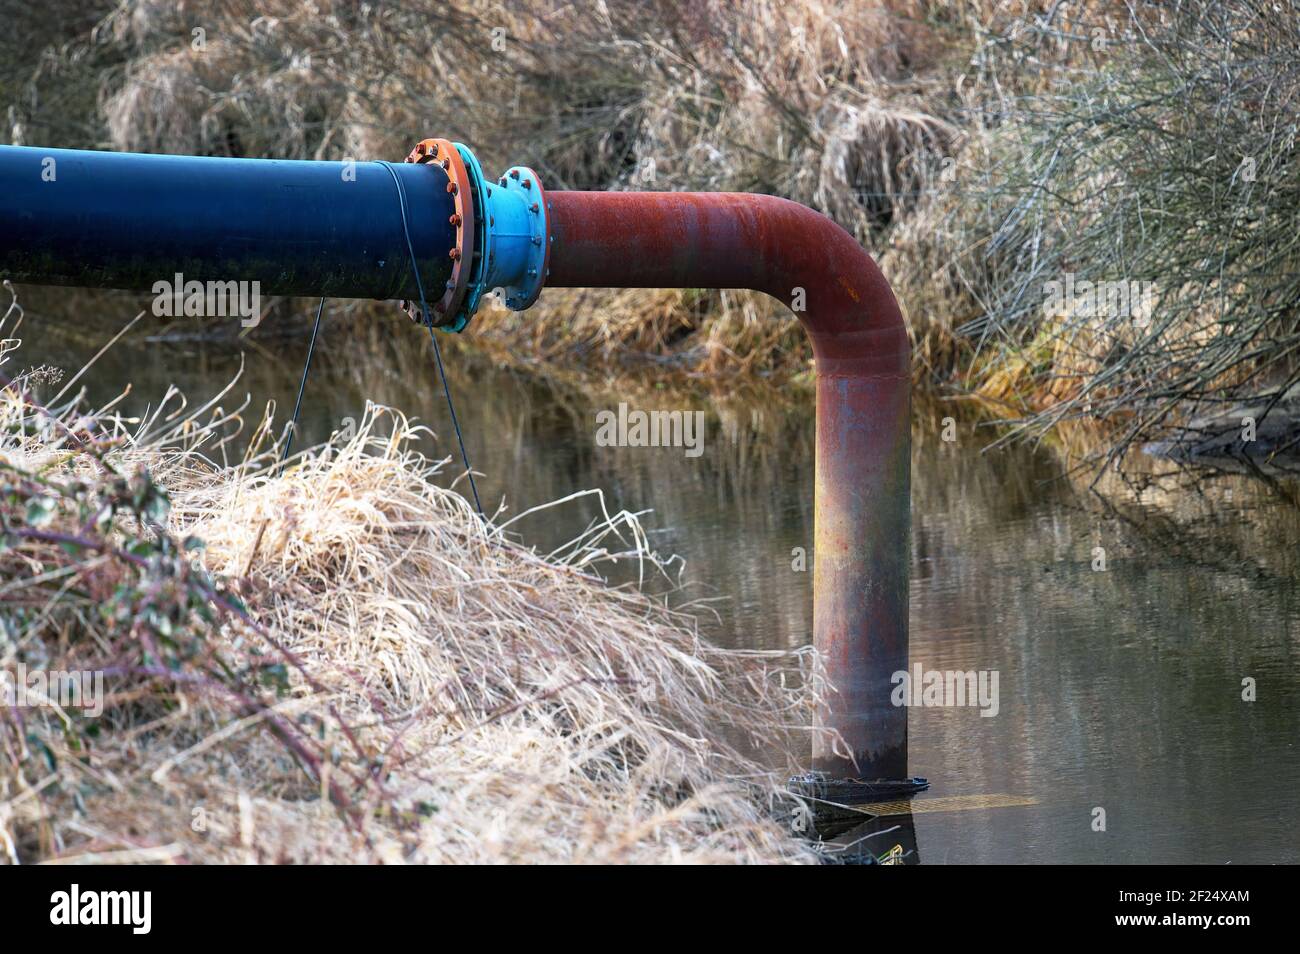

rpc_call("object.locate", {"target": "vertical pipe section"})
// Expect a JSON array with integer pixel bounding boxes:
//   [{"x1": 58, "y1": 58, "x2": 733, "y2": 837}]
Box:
[{"x1": 545, "y1": 192, "x2": 910, "y2": 780}]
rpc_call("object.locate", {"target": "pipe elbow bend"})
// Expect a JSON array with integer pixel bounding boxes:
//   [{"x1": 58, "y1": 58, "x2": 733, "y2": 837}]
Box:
[
  {"x1": 741, "y1": 194, "x2": 909, "y2": 380},
  {"x1": 543, "y1": 190, "x2": 909, "y2": 380}
]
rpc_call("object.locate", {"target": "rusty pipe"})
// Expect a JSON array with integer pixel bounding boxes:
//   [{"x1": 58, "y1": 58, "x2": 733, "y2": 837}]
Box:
[{"x1": 543, "y1": 191, "x2": 911, "y2": 780}]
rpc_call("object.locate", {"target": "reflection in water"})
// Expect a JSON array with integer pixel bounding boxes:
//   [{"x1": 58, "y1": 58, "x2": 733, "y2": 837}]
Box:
[
  {"x1": 824, "y1": 814, "x2": 920, "y2": 865},
  {"x1": 14, "y1": 301, "x2": 1300, "y2": 864}
]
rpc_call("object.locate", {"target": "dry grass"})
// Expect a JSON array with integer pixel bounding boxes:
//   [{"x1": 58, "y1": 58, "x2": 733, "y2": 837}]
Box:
[
  {"x1": 0, "y1": 312, "x2": 825, "y2": 863},
  {"x1": 920, "y1": 1, "x2": 1300, "y2": 465}
]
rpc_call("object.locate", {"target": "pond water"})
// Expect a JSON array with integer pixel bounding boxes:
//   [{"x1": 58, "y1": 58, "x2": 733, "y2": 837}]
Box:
[{"x1": 12, "y1": 294, "x2": 1300, "y2": 864}]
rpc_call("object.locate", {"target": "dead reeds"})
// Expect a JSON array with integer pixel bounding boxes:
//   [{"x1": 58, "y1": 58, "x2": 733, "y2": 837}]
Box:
[{"x1": 0, "y1": 305, "x2": 824, "y2": 863}]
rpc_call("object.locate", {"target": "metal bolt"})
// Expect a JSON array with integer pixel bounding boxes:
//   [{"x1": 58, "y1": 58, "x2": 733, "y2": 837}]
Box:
[
  {"x1": 509, "y1": 169, "x2": 520, "y2": 180},
  {"x1": 527, "y1": 267, "x2": 537, "y2": 277},
  {"x1": 523, "y1": 179, "x2": 532, "y2": 189},
  {"x1": 449, "y1": 213, "x2": 462, "y2": 226},
  {"x1": 441, "y1": 158, "x2": 450, "y2": 170},
  {"x1": 499, "y1": 177, "x2": 507, "y2": 186},
  {"x1": 530, "y1": 202, "x2": 539, "y2": 213},
  {"x1": 446, "y1": 182, "x2": 457, "y2": 195},
  {"x1": 449, "y1": 248, "x2": 461, "y2": 260},
  {"x1": 430, "y1": 143, "x2": 440, "y2": 157},
  {"x1": 531, "y1": 236, "x2": 541, "y2": 246}
]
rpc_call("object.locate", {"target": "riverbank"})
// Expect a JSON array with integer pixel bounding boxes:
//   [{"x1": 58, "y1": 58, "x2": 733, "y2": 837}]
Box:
[{"x1": 0, "y1": 330, "x2": 822, "y2": 863}]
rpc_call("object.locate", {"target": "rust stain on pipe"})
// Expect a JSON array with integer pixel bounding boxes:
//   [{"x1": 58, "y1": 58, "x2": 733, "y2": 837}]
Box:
[{"x1": 545, "y1": 191, "x2": 910, "y2": 780}]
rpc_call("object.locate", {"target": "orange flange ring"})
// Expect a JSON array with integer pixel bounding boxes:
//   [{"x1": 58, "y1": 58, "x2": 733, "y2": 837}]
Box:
[{"x1": 401, "y1": 137, "x2": 475, "y2": 327}]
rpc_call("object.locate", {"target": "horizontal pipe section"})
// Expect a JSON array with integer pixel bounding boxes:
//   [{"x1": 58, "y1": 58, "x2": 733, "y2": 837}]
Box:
[
  {"x1": 547, "y1": 191, "x2": 911, "y2": 779},
  {"x1": 0, "y1": 146, "x2": 456, "y2": 301}
]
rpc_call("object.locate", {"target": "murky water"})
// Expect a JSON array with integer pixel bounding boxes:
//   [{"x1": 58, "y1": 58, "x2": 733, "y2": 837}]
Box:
[{"x1": 12, "y1": 295, "x2": 1300, "y2": 864}]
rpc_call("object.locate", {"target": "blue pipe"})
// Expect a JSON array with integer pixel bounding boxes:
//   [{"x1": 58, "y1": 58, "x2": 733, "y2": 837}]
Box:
[{"x1": 0, "y1": 145, "x2": 457, "y2": 302}]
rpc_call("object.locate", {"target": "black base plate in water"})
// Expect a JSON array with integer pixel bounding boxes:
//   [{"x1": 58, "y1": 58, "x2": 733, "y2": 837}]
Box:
[{"x1": 788, "y1": 772, "x2": 930, "y2": 804}]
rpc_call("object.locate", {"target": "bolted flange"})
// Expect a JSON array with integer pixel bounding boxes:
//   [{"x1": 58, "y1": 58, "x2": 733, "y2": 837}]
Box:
[
  {"x1": 488, "y1": 166, "x2": 550, "y2": 312},
  {"x1": 397, "y1": 139, "x2": 551, "y2": 332},
  {"x1": 400, "y1": 137, "x2": 476, "y2": 331}
]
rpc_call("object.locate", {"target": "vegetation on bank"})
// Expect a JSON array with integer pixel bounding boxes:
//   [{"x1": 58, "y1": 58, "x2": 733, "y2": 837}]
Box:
[
  {"x1": 5, "y1": 0, "x2": 1299, "y2": 464},
  {"x1": 0, "y1": 291, "x2": 822, "y2": 862}
]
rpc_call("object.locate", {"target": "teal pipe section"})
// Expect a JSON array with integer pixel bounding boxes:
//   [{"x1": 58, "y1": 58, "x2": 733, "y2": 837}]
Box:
[{"x1": 451, "y1": 144, "x2": 548, "y2": 324}]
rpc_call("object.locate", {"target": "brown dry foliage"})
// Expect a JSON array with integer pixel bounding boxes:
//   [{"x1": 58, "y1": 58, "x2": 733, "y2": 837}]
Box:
[{"x1": 0, "y1": 302, "x2": 827, "y2": 862}]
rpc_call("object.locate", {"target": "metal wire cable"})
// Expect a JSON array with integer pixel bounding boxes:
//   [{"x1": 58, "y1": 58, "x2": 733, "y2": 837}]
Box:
[
  {"x1": 280, "y1": 161, "x2": 484, "y2": 521},
  {"x1": 280, "y1": 295, "x2": 326, "y2": 469},
  {"x1": 376, "y1": 159, "x2": 484, "y2": 517}
]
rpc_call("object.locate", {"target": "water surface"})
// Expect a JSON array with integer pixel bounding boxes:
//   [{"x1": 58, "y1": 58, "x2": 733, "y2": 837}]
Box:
[{"x1": 13, "y1": 297, "x2": 1300, "y2": 864}]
